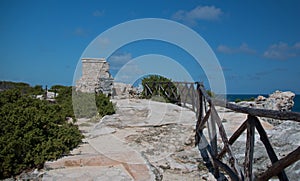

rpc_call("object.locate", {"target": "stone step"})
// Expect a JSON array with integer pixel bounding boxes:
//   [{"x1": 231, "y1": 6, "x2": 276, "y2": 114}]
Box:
[
  {"x1": 43, "y1": 165, "x2": 134, "y2": 181},
  {"x1": 44, "y1": 154, "x2": 155, "y2": 181}
]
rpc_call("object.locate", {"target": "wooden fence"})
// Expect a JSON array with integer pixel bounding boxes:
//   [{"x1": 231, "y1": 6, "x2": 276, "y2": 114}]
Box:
[
  {"x1": 144, "y1": 81, "x2": 300, "y2": 181},
  {"x1": 143, "y1": 81, "x2": 199, "y2": 112}
]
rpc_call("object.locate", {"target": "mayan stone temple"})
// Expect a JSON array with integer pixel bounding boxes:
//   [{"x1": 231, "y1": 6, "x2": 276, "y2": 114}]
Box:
[{"x1": 76, "y1": 58, "x2": 113, "y2": 95}]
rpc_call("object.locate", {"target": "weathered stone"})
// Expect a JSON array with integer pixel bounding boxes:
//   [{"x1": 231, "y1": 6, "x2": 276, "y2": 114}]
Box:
[
  {"x1": 256, "y1": 95, "x2": 267, "y2": 102},
  {"x1": 263, "y1": 91, "x2": 295, "y2": 111},
  {"x1": 230, "y1": 121, "x2": 300, "y2": 180},
  {"x1": 158, "y1": 161, "x2": 170, "y2": 170},
  {"x1": 112, "y1": 82, "x2": 139, "y2": 99},
  {"x1": 227, "y1": 92, "x2": 298, "y2": 180},
  {"x1": 43, "y1": 166, "x2": 134, "y2": 181},
  {"x1": 42, "y1": 94, "x2": 298, "y2": 180},
  {"x1": 213, "y1": 93, "x2": 299, "y2": 180},
  {"x1": 16, "y1": 169, "x2": 45, "y2": 181},
  {"x1": 235, "y1": 90, "x2": 296, "y2": 125},
  {"x1": 76, "y1": 58, "x2": 113, "y2": 95},
  {"x1": 235, "y1": 90, "x2": 295, "y2": 113},
  {"x1": 258, "y1": 91, "x2": 295, "y2": 125},
  {"x1": 43, "y1": 98, "x2": 208, "y2": 180}
]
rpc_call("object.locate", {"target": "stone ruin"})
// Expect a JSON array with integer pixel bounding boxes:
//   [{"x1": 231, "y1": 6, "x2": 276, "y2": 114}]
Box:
[
  {"x1": 112, "y1": 82, "x2": 140, "y2": 99},
  {"x1": 76, "y1": 58, "x2": 113, "y2": 95},
  {"x1": 236, "y1": 90, "x2": 295, "y2": 125}
]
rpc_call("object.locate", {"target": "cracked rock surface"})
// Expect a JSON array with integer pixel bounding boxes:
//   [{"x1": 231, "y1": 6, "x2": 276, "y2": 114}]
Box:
[
  {"x1": 43, "y1": 99, "x2": 215, "y2": 181},
  {"x1": 42, "y1": 98, "x2": 298, "y2": 180}
]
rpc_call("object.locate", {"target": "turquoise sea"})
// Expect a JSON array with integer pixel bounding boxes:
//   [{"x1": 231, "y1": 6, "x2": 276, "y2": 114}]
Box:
[{"x1": 226, "y1": 94, "x2": 300, "y2": 113}]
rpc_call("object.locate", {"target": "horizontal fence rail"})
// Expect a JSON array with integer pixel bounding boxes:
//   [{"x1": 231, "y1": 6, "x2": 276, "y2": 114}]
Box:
[
  {"x1": 143, "y1": 81, "x2": 199, "y2": 112},
  {"x1": 195, "y1": 82, "x2": 300, "y2": 181},
  {"x1": 143, "y1": 81, "x2": 300, "y2": 181}
]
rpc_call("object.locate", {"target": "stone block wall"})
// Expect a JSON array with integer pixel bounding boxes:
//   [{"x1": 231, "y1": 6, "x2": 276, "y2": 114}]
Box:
[{"x1": 76, "y1": 58, "x2": 113, "y2": 95}]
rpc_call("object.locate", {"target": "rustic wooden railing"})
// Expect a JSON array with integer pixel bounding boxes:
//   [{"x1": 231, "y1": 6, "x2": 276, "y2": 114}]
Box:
[
  {"x1": 143, "y1": 81, "x2": 199, "y2": 112},
  {"x1": 143, "y1": 81, "x2": 300, "y2": 180},
  {"x1": 195, "y1": 82, "x2": 300, "y2": 181}
]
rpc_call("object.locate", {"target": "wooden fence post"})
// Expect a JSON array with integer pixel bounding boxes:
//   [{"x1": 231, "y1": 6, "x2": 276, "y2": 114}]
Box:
[
  {"x1": 209, "y1": 106, "x2": 220, "y2": 178},
  {"x1": 244, "y1": 115, "x2": 255, "y2": 181},
  {"x1": 254, "y1": 117, "x2": 289, "y2": 181}
]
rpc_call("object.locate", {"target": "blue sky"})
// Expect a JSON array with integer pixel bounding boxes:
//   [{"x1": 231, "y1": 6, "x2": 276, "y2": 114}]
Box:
[{"x1": 0, "y1": 0, "x2": 300, "y2": 94}]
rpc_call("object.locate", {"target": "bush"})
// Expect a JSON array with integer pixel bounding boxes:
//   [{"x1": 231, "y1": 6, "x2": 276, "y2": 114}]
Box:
[
  {"x1": 141, "y1": 75, "x2": 180, "y2": 104},
  {"x1": 72, "y1": 92, "x2": 115, "y2": 118},
  {"x1": 0, "y1": 83, "x2": 116, "y2": 178},
  {"x1": 235, "y1": 98, "x2": 242, "y2": 103},
  {"x1": 0, "y1": 89, "x2": 83, "y2": 179},
  {"x1": 95, "y1": 93, "x2": 115, "y2": 117},
  {"x1": 0, "y1": 81, "x2": 43, "y2": 95},
  {"x1": 52, "y1": 86, "x2": 74, "y2": 118},
  {"x1": 234, "y1": 97, "x2": 255, "y2": 103},
  {"x1": 206, "y1": 90, "x2": 215, "y2": 98},
  {"x1": 51, "y1": 85, "x2": 115, "y2": 119}
]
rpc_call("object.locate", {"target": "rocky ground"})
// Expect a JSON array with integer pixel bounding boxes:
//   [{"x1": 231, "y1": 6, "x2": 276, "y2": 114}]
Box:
[
  {"x1": 216, "y1": 107, "x2": 300, "y2": 180},
  {"x1": 42, "y1": 99, "x2": 215, "y2": 181},
  {"x1": 27, "y1": 95, "x2": 299, "y2": 180}
]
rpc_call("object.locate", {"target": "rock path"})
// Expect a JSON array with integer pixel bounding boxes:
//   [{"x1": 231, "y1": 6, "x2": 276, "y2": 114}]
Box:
[
  {"x1": 42, "y1": 98, "x2": 277, "y2": 180},
  {"x1": 43, "y1": 99, "x2": 205, "y2": 180}
]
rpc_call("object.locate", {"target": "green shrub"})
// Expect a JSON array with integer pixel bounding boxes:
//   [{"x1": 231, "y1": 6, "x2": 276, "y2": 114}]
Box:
[
  {"x1": 0, "y1": 89, "x2": 83, "y2": 179},
  {"x1": 72, "y1": 92, "x2": 115, "y2": 118},
  {"x1": 246, "y1": 97, "x2": 255, "y2": 102},
  {"x1": 0, "y1": 82, "x2": 117, "y2": 179},
  {"x1": 235, "y1": 98, "x2": 242, "y2": 103},
  {"x1": 234, "y1": 97, "x2": 255, "y2": 103},
  {"x1": 95, "y1": 93, "x2": 115, "y2": 117},
  {"x1": 141, "y1": 75, "x2": 180, "y2": 104},
  {"x1": 206, "y1": 90, "x2": 215, "y2": 98},
  {"x1": 53, "y1": 86, "x2": 74, "y2": 118},
  {"x1": 0, "y1": 83, "x2": 116, "y2": 178},
  {"x1": 0, "y1": 81, "x2": 43, "y2": 95},
  {"x1": 150, "y1": 95, "x2": 168, "y2": 103}
]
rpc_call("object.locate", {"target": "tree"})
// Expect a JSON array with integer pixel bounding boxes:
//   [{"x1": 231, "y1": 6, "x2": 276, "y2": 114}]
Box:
[{"x1": 141, "y1": 75, "x2": 180, "y2": 104}]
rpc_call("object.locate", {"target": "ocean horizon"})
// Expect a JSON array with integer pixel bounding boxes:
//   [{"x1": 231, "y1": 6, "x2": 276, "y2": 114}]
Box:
[{"x1": 225, "y1": 94, "x2": 300, "y2": 113}]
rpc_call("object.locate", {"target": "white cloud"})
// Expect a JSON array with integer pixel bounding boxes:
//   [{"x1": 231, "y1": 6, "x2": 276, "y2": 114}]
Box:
[
  {"x1": 217, "y1": 45, "x2": 234, "y2": 54},
  {"x1": 263, "y1": 42, "x2": 300, "y2": 60},
  {"x1": 293, "y1": 42, "x2": 300, "y2": 49},
  {"x1": 73, "y1": 27, "x2": 89, "y2": 37},
  {"x1": 108, "y1": 52, "x2": 132, "y2": 70},
  {"x1": 114, "y1": 63, "x2": 144, "y2": 83},
  {"x1": 217, "y1": 43, "x2": 256, "y2": 54},
  {"x1": 97, "y1": 37, "x2": 110, "y2": 46},
  {"x1": 239, "y1": 43, "x2": 256, "y2": 54},
  {"x1": 172, "y1": 5, "x2": 223, "y2": 25},
  {"x1": 93, "y1": 10, "x2": 104, "y2": 17}
]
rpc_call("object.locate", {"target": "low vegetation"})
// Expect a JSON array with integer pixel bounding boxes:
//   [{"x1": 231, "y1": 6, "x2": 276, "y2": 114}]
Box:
[
  {"x1": 206, "y1": 90, "x2": 215, "y2": 98},
  {"x1": 49, "y1": 85, "x2": 115, "y2": 119},
  {"x1": 141, "y1": 75, "x2": 180, "y2": 104},
  {"x1": 234, "y1": 97, "x2": 255, "y2": 103},
  {"x1": 72, "y1": 91, "x2": 115, "y2": 118},
  {"x1": 0, "y1": 81, "x2": 44, "y2": 95},
  {"x1": 0, "y1": 82, "x2": 115, "y2": 179}
]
